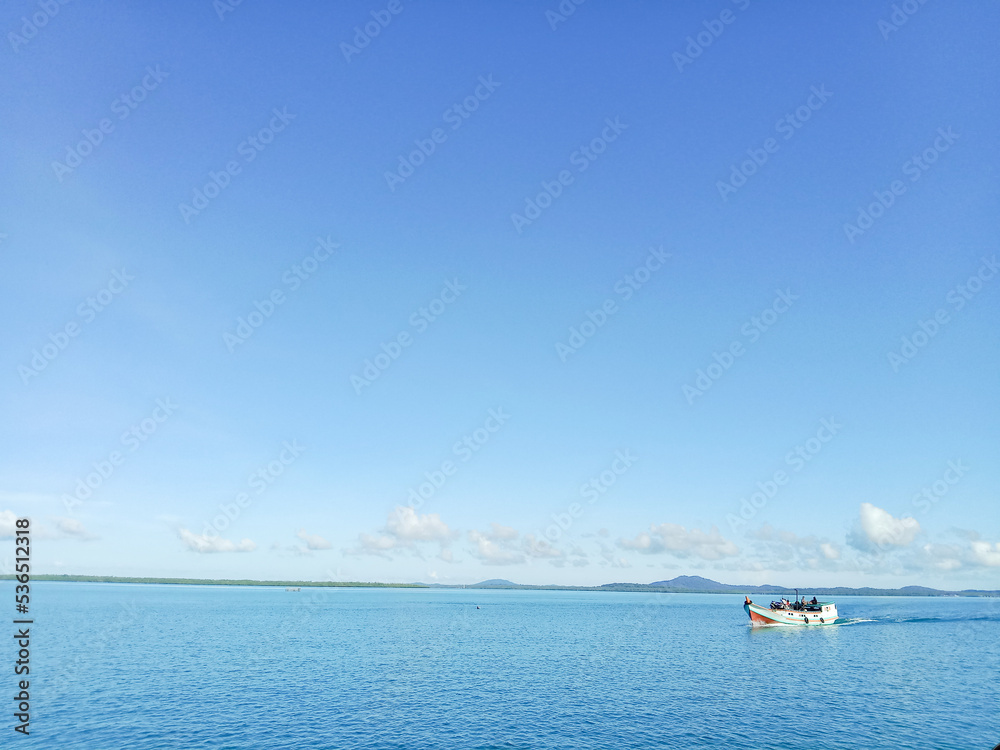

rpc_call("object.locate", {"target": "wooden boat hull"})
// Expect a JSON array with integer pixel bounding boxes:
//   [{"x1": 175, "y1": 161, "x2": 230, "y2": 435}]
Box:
[{"x1": 744, "y1": 601, "x2": 839, "y2": 627}]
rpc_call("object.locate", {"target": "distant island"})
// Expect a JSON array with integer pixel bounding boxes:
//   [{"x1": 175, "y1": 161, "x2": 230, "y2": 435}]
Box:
[
  {"x1": 3, "y1": 573, "x2": 997, "y2": 597},
  {"x1": 441, "y1": 575, "x2": 998, "y2": 597}
]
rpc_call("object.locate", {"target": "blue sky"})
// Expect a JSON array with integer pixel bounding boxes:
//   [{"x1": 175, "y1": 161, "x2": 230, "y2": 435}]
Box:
[{"x1": 2, "y1": 0, "x2": 998, "y2": 588}]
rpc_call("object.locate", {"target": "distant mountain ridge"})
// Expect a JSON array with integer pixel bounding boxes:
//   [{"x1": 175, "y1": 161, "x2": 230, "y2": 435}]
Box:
[
  {"x1": 623, "y1": 576, "x2": 995, "y2": 596},
  {"x1": 649, "y1": 575, "x2": 737, "y2": 591},
  {"x1": 471, "y1": 579, "x2": 519, "y2": 588},
  {"x1": 10, "y1": 574, "x2": 996, "y2": 597},
  {"x1": 647, "y1": 576, "x2": 787, "y2": 594},
  {"x1": 460, "y1": 576, "x2": 998, "y2": 597}
]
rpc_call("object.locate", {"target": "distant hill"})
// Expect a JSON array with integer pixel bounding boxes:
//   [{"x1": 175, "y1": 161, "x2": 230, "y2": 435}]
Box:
[
  {"x1": 598, "y1": 577, "x2": 995, "y2": 597},
  {"x1": 5, "y1": 574, "x2": 995, "y2": 597},
  {"x1": 899, "y1": 585, "x2": 942, "y2": 594},
  {"x1": 644, "y1": 577, "x2": 965, "y2": 596},
  {"x1": 650, "y1": 575, "x2": 734, "y2": 591},
  {"x1": 459, "y1": 578, "x2": 998, "y2": 597},
  {"x1": 471, "y1": 579, "x2": 520, "y2": 588},
  {"x1": 649, "y1": 576, "x2": 788, "y2": 594}
]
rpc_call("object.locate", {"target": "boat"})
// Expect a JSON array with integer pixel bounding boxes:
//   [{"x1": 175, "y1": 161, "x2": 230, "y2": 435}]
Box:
[{"x1": 743, "y1": 592, "x2": 839, "y2": 626}]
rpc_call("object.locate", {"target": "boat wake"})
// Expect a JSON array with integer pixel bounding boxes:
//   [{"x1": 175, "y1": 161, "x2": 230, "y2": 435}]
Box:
[
  {"x1": 841, "y1": 614, "x2": 999, "y2": 626},
  {"x1": 886, "y1": 614, "x2": 1000, "y2": 624}
]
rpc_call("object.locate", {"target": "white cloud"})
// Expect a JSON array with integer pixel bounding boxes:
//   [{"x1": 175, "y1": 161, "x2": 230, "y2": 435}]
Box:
[
  {"x1": 746, "y1": 524, "x2": 841, "y2": 568},
  {"x1": 349, "y1": 506, "x2": 457, "y2": 559},
  {"x1": 484, "y1": 522, "x2": 518, "y2": 541},
  {"x1": 0, "y1": 513, "x2": 98, "y2": 542},
  {"x1": 357, "y1": 533, "x2": 398, "y2": 556},
  {"x1": 178, "y1": 528, "x2": 255, "y2": 553},
  {"x1": 618, "y1": 523, "x2": 739, "y2": 560},
  {"x1": 926, "y1": 548, "x2": 962, "y2": 571},
  {"x1": 0, "y1": 510, "x2": 18, "y2": 539},
  {"x1": 592, "y1": 539, "x2": 633, "y2": 569},
  {"x1": 466, "y1": 525, "x2": 564, "y2": 566},
  {"x1": 852, "y1": 527, "x2": 1000, "y2": 576},
  {"x1": 52, "y1": 517, "x2": 98, "y2": 540},
  {"x1": 468, "y1": 530, "x2": 525, "y2": 565},
  {"x1": 851, "y1": 502, "x2": 921, "y2": 551},
  {"x1": 386, "y1": 506, "x2": 456, "y2": 543},
  {"x1": 900, "y1": 542, "x2": 964, "y2": 574},
  {"x1": 971, "y1": 540, "x2": 1000, "y2": 567},
  {"x1": 820, "y1": 542, "x2": 840, "y2": 560},
  {"x1": 751, "y1": 524, "x2": 819, "y2": 548},
  {"x1": 524, "y1": 533, "x2": 561, "y2": 559},
  {"x1": 620, "y1": 532, "x2": 655, "y2": 551},
  {"x1": 296, "y1": 529, "x2": 331, "y2": 550},
  {"x1": 909, "y1": 531, "x2": 1000, "y2": 571}
]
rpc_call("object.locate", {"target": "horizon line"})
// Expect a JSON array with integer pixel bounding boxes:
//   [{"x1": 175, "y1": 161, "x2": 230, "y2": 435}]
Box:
[{"x1": 5, "y1": 574, "x2": 998, "y2": 596}]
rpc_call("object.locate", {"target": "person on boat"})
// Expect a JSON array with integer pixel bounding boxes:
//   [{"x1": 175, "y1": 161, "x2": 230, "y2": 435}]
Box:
[{"x1": 810, "y1": 596, "x2": 818, "y2": 605}]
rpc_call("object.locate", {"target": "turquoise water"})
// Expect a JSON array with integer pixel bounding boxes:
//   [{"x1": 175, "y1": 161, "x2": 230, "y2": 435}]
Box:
[{"x1": 13, "y1": 583, "x2": 1000, "y2": 748}]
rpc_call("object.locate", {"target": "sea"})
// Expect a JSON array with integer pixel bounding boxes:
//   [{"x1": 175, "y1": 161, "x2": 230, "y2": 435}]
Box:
[{"x1": 13, "y1": 582, "x2": 1000, "y2": 749}]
